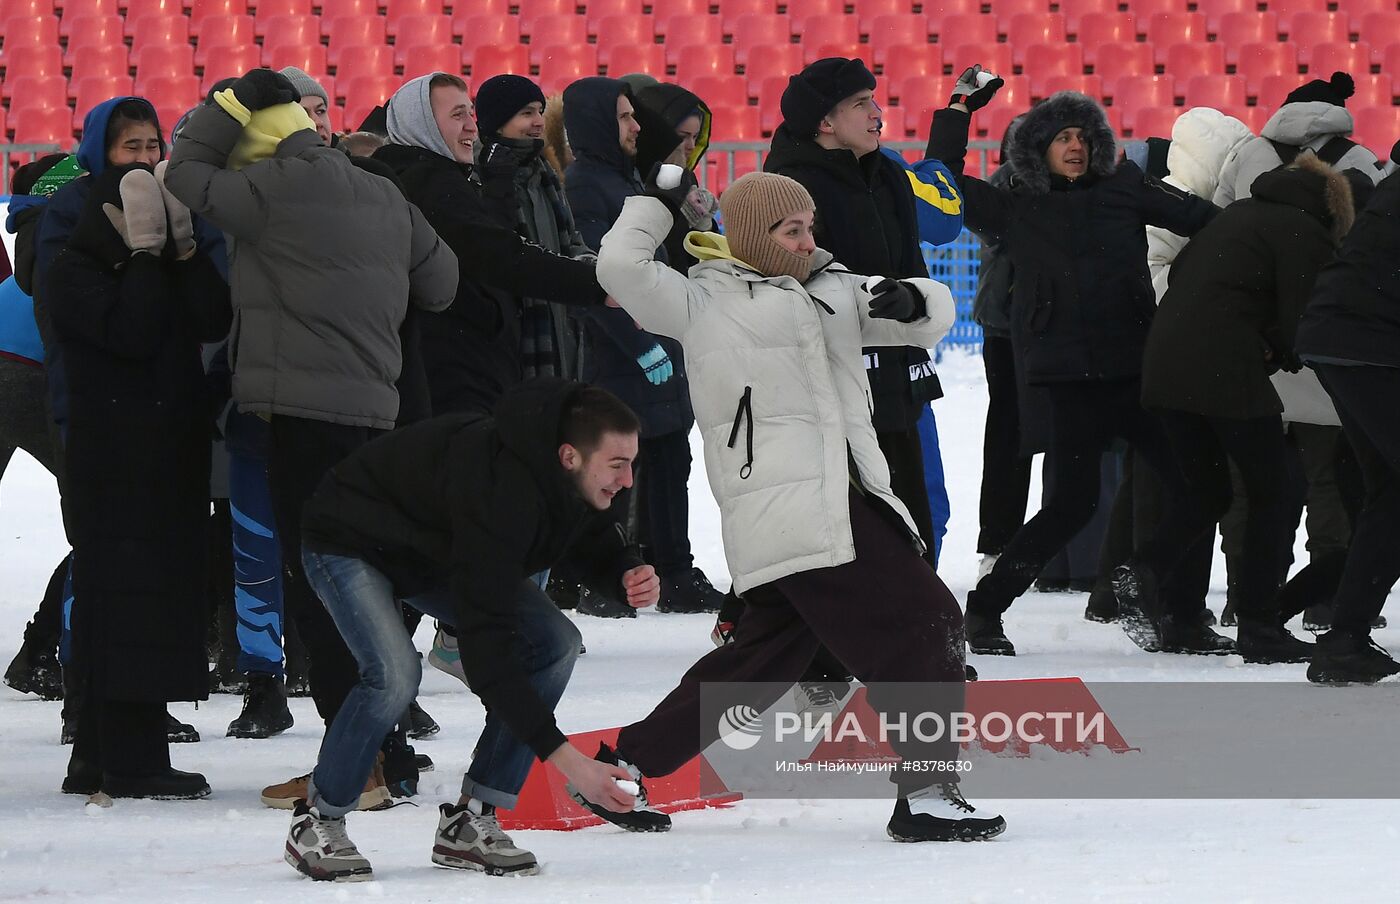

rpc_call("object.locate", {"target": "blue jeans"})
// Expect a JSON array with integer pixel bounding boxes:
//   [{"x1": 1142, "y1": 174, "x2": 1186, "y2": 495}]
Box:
[{"x1": 303, "y1": 550, "x2": 581, "y2": 816}]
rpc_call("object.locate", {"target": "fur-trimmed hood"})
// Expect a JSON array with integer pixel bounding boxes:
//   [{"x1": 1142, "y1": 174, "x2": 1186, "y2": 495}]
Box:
[
  {"x1": 1250, "y1": 152, "x2": 1355, "y2": 244},
  {"x1": 1007, "y1": 91, "x2": 1117, "y2": 194}
]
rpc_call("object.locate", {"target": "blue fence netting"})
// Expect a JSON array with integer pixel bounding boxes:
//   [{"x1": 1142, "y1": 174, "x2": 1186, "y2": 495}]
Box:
[{"x1": 924, "y1": 229, "x2": 983, "y2": 356}]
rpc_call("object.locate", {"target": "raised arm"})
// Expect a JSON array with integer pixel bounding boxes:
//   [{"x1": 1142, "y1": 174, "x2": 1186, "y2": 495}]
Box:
[{"x1": 596, "y1": 195, "x2": 705, "y2": 340}]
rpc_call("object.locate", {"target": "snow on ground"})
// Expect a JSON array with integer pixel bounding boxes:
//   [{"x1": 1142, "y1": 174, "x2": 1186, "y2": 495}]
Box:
[{"x1": 1, "y1": 349, "x2": 1396, "y2": 903}]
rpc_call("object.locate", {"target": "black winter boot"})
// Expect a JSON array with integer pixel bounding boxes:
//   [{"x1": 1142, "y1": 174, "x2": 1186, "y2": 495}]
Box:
[
  {"x1": 546, "y1": 575, "x2": 581, "y2": 610},
  {"x1": 577, "y1": 585, "x2": 636, "y2": 619},
  {"x1": 1236, "y1": 617, "x2": 1314, "y2": 664},
  {"x1": 103, "y1": 767, "x2": 211, "y2": 800},
  {"x1": 166, "y1": 712, "x2": 200, "y2": 743},
  {"x1": 407, "y1": 699, "x2": 440, "y2": 740},
  {"x1": 1083, "y1": 588, "x2": 1118, "y2": 623},
  {"x1": 1160, "y1": 615, "x2": 1235, "y2": 655},
  {"x1": 965, "y1": 606, "x2": 1015, "y2": 657},
  {"x1": 1307, "y1": 629, "x2": 1400, "y2": 685},
  {"x1": 380, "y1": 732, "x2": 420, "y2": 799},
  {"x1": 657, "y1": 567, "x2": 725, "y2": 614},
  {"x1": 4, "y1": 633, "x2": 64, "y2": 700},
  {"x1": 1112, "y1": 562, "x2": 1163, "y2": 652},
  {"x1": 226, "y1": 673, "x2": 294, "y2": 739}
]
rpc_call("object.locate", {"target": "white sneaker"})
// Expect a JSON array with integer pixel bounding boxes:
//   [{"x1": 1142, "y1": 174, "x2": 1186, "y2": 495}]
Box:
[
  {"x1": 887, "y1": 783, "x2": 1007, "y2": 842},
  {"x1": 427, "y1": 626, "x2": 468, "y2": 686},
  {"x1": 977, "y1": 554, "x2": 999, "y2": 582},
  {"x1": 285, "y1": 801, "x2": 374, "y2": 882},
  {"x1": 432, "y1": 801, "x2": 539, "y2": 876}
]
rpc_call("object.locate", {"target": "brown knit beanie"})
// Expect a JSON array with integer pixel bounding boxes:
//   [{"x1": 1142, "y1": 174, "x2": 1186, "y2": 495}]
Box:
[{"x1": 719, "y1": 172, "x2": 818, "y2": 283}]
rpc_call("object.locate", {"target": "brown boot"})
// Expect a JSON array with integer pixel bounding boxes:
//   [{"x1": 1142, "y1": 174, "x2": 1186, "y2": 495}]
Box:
[{"x1": 260, "y1": 753, "x2": 391, "y2": 811}]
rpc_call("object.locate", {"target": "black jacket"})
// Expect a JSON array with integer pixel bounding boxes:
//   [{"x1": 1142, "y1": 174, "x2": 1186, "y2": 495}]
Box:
[
  {"x1": 764, "y1": 125, "x2": 941, "y2": 430},
  {"x1": 928, "y1": 102, "x2": 1218, "y2": 384},
  {"x1": 373, "y1": 143, "x2": 607, "y2": 416},
  {"x1": 634, "y1": 83, "x2": 716, "y2": 271},
  {"x1": 563, "y1": 77, "x2": 693, "y2": 438},
  {"x1": 970, "y1": 164, "x2": 1015, "y2": 338},
  {"x1": 301, "y1": 379, "x2": 643, "y2": 761},
  {"x1": 1297, "y1": 170, "x2": 1400, "y2": 368},
  {"x1": 46, "y1": 165, "x2": 232, "y2": 703},
  {"x1": 1142, "y1": 158, "x2": 1351, "y2": 419}
]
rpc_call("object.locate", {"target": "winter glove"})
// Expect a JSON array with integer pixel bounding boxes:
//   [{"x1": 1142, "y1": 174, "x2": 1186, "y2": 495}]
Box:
[
  {"x1": 102, "y1": 167, "x2": 167, "y2": 256},
  {"x1": 643, "y1": 161, "x2": 693, "y2": 217},
  {"x1": 867, "y1": 278, "x2": 926, "y2": 322},
  {"x1": 230, "y1": 68, "x2": 300, "y2": 113},
  {"x1": 477, "y1": 137, "x2": 534, "y2": 182},
  {"x1": 949, "y1": 64, "x2": 1005, "y2": 112},
  {"x1": 153, "y1": 160, "x2": 195, "y2": 260},
  {"x1": 636, "y1": 343, "x2": 674, "y2": 385},
  {"x1": 680, "y1": 184, "x2": 719, "y2": 230}
]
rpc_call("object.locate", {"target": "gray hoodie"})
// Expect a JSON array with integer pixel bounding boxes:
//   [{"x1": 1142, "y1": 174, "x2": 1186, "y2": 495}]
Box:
[{"x1": 1213, "y1": 101, "x2": 1385, "y2": 206}]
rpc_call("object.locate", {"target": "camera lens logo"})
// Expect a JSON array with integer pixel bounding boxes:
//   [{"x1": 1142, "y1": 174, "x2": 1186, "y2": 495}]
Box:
[{"x1": 717, "y1": 704, "x2": 763, "y2": 751}]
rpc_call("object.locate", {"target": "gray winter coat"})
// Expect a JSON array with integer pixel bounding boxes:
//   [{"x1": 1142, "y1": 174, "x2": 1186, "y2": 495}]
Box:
[{"x1": 166, "y1": 104, "x2": 459, "y2": 429}]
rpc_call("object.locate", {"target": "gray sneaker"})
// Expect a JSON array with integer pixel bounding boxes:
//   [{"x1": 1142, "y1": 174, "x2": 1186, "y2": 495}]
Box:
[
  {"x1": 284, "y1": 801, "x2": 373, "y2": 882},
  {"x1": 432, "y1": 801, "x2": 540, "y2": 876}
]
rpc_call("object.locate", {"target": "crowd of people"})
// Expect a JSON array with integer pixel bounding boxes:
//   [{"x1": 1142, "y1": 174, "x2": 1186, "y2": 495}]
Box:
[{"x1": 0, "y1": 50, "x2": 1398, "y2": 882}]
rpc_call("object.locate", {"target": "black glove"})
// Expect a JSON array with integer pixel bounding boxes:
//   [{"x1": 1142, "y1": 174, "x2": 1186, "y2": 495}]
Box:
[
  {"x1": 230, "y1": 68, "x2": 300, "y2": 112},
  {"x1": 643, "y1": 161, "x2": 695, "y2": 216},
  {"x1": 1262, "y1": 332, "x2": 1304, "y2": 374},
  {"x1": 948, "y1": 64, "x2": 1004, "y2": 112},
  {"x1": 867, "y1": 278, "x2": 925, "y2": 322},
  {"x1": 477, "y1": 137, "x2": 541, "y2": 181}
]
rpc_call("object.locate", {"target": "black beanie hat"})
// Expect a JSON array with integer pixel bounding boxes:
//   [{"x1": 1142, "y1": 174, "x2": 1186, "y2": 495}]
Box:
[
  {"x1": 780, "y1": 57, "x2": 877, "y2": 138},
  {"x1": 1285, "y1": 71, "x2": 1356, "y2": 107},
  {"x1": 475, "y1": 74, "x2": 547, "y2": 138}
]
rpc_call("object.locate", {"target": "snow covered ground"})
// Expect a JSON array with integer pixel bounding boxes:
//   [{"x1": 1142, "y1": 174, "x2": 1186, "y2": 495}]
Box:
[{"x1": 2, "y1": 349, "x2": 1395, "y2": 903}]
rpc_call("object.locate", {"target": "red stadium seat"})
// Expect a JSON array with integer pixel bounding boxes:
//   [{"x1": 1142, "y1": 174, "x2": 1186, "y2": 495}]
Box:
[
  {"x1": 72, "y1": 75, "x2": 133, "y2": 114},
  {"x1": 1336, "y1": 0, "x2": 1397, "y2": 29},
  {"x1": 516, "y1": 0, "x2": 576, "y2": 21},
  {"x1": 1163, "y1": 43, "x2": 1226, "y2": 82},
  {"x1": 594, "y1": 16, "x2": 657, "y2": 68},
  {"x1": 1256, "y1": 73, "x2": 1306, "y2": 107},
  {"x1": 1213, "y1": 13, "x2": 1279, "y2": 66},
  {"x1": 717, "y1": 0, "x2": 775, "y2": 33},
  {"x1": 4, "y1": 75, "x2": 68, "y2": 111},
  {"x1": 690, "y1": 74, "x2": 750, "y2": 110},
  {"x1": 744, "y1": 44, "x2": 805, "y2": 93},
  {"x1": 810, "y1": 43, "x2": 874, "y2": 70},
  {"x1": 1023, "y1": 44, "x2": 1085, "y2": 95},
  {"x1": 129, "y1": 16, "x2": 191, "y2": 67},
  {"x1": 674, "y1": 45, "x2": 737, "y2": 82},
  {"x1": 200, "y1": 44, "x2": 261, "y2": 87},
  {"x1": 385, "y1": 0, "x2": 444, "y2": 35},
  {"x1": 264, "y1": 42, "x2": 327, "y2": 76},
  {"x1": 755, "y1": 74, "x2": 787, "y2": 134},
  {"x1": 600, "y1": 43, "x2": 666, "y2": 79},
  {"x1": 1349, "y1": 73, "x2": 1395, "y2": 108},
  {"x1": 394, "y1": 15, "x2": 454, "y2": 53},
  {"x1": 731, "y1": 14, "x2": 791, "y2": 68},
  {"x1": 878, "y1": 103, "x2": 908, "y2": 140},
  {"x1": 710, "y1": 104, "x2": 763, "y2": 141},
  {"x1": 68, "y1": 44, "x2": 129, "y2": 80},
  {"x1": 399, "y1": 44, "x2": 464, "y2": 80},
  {"x1": 0, "y1": 0, "x2": 53, "y2": 21},
  {"x1": 656, "y1": 12, "x2": 723, "y2": 51},
  {"x1": 649, "y1": 0, "x2": 709, "y2": 25},
  {"x1": 1128, "y1": 104, "x2": 1182, "y2": 138},
  {"x1": 1086, "y1": 41, "x2": 1154, "y2": 75},
  {"x1": 64, "y1": 0, "x2": 118, "y2": 33},
  {"x1": 1226, "y1": 105, "x2": 1266, "y2": 132},
  {"x1": 137, "y1": 73, "x2": 200, "y2": 113},
  {"x1": 62, "y1": 15, "x2": 124, "y2": 65},
  {"x1": 854, "y1": 0, "x2": 912, "y2": 33},
  {"x1": 785, "y1": 0, "x2": 845, "y2": 23},
  {"x1": 1005, "y1": 13, "x2": 1066, "y2": 66},
  {"x1": 527, "y1": 18, "x2": 588, "y2": 63},
  {"x1": 987, "y1": 0, "x2": 1045, "y2": 24},
  {"x1": 586, "y1": 0, "x2": 643, "y2": 31},
  {"x1": 335, "y1": 44, "x2": 394, "y2": 80},
  {"x1": 1058, "y1": 0, "x2": 1123, "y2": 33},
  {"x1": 318, "y1": 0, "x2": 375, "y2": 22},
  {"x1": 800, "y1": 14, "x2": 861, "y2": 63},
  {"x1": 928, "y1": 11, "x2": 999, "y2": 45},
  {"x1": 882, "y1": 45, "x2": 943, "y2": 84},
  {"x1": 1076, "y1": 12, "x2": 1137, "y2": 47},
  {"x1": 1262, "y1": 0, "x2": 1330, "y2": 32},
  {"x1": 1385, "y1": 43, "x2": 1400, "y2": 84},
  {"x1": 892, "y1": 75, "x2": 940, "y2": 107},
  {"x1": 1304, "y1": 41, "x2": 1372, "y2": 74},
  {"x1": 868, "y1": 15, "x2": 931, "y2": 66},
  {"x1": 458, "y1": 15, "x2": 520, "y2": 54},
  {"x1": 1112, "y1": 73, "x2": 1177, "y2": 110},
  {"x1": 1181, "y1": 74, "x2": 1247, "y2": 108},
  {"x1": 536, "y1": 45, "x2": 598, "y2": 94},
  {"x1": 189, "y1": 0, "x2": 246, "y2": 37},
  {"x1": 324, "y1": 17, "x2": 387, "y2": 69},
  {"x1": 1235, "y1": 42, "x2": 1300, "y2": 97},
  {"x1": 134, "y1": 44, "x2": 195, "y2": 80},
  {"x1": 990, "y1": 74, "x2": 1033, "y2": 111},
  {"x1": 1360, "y1": 13, "x2": 1400, "y2": 65},
  {"x1": 1193, "y1": 0, "x2": 1254, "y2": 32},
  {"x1": 9, "y1": 15, "x2": 59, "y2": 48},
  {"x1": 342, "y1": 75, "x2": 399, "y2": 124},
  {"x1": 469, "y1": 44, "x2": 530, "y2": 80},
  {"x1": 196, "y1": 15, "x2": 256, "y2": 64},
  {"x1": 1145, "y1": 12, "x2": 1206, "y2": 65},
  {"x1": 121, "y1": 0, "x2": 183, "y2": 33},
  {"x1": 250, "y1": 0, "x2": 312, "y2": 18},
  {"x1": 1123, "y1": 0, "x2": 1188, "y2": 32},
  {"x1": 1039, "y1": 74, "x2": 1105, "y2": 101},
  {"x1": 2, "y1": 45, "x2": 63, "y2": 79},
  {"x1": 1351, "y1": 105, "x2": 1400, "y2": 156},
  {"x1": 1286, "y1": 11, "x2": 1351, "y2": 45},
  {"x1": 263, "y1": 15, "x2": 323, "y2": 56},
  {"x1": 947, "y1": 42, "x2": 1014, "y2": 81},
  {"x1": 12, "y1": 107, "x2": 76, "y2": 146}
]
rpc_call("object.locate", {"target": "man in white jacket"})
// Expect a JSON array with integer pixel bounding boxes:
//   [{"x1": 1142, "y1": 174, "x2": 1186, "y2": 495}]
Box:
[{"x1": 574, "y1": 171, "x2": 1007, "y2": 844}]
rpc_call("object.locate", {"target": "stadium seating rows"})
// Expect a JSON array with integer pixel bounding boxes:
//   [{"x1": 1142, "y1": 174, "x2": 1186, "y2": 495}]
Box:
[{"x1": 1, "y1": 0, "x2": 1398, "y2": 156}]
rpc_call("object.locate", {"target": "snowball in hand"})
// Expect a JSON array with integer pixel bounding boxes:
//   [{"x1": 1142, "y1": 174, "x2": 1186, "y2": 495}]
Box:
[{"x1": 656, "y1": 164, "x2": 684, "y2": 190}]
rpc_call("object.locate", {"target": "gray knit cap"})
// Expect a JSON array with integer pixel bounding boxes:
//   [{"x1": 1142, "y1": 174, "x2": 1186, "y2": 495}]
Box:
[{"x1": 279, "y1": 67, "x2": 328, "y2": 104}]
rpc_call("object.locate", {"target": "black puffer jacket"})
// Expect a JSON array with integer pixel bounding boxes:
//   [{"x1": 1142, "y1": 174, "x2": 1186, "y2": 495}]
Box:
[
  {"x1": 1297, "y1": 170, "x2": 1400, "y2": 368},
  {"x1": 301, "y1": 379, "x2": 643, "y2": 761},
  {"x1": 634, "y1": 83, "x2": 715, "y2": 270},
  {"x1": 764, "y1": 125, "x2": 941, "y2": 430},
  {"x1": 929, "y1": 93, "x2": 1218, "y2": 384},
  {"x1": 1142, "y1": 156, "x2": 1353, "y2": 419},
  {"x1": 373, "y1": 143, "x2": 607, "y2": 416}
]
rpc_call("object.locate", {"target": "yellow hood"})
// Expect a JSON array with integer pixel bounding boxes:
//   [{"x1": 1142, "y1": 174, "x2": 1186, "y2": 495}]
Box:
[
  {"x1": 214, "y1": 91, "x2": 317, "y2": 170},
  {"x1": 683, "y1": 230, "x2": 745, "y2": 265}
]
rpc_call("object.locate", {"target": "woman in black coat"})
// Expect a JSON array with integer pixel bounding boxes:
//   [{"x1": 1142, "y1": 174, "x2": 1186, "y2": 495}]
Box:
[
  {"x1": 928, "y1": 74, "x2": 1220, "y2": 656},
  {"x1": 1295, "y1": 161, "x2": 1400, "y2": 684},
  {"x1": 1140, "y1": 155, "x2": 1356, "y2": 663},
  {"x1": 46, "y1": 161, "x2": 231, "y2": 799}
]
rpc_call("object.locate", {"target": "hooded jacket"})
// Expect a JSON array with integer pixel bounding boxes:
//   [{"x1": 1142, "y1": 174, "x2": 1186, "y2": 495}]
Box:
[
  {"x1": 1296, "y1": 170, "x2": 1400, "y2": 368},
  {"x1": 1213, "y1": 101, "x2": 1385, "y2": 208},
  {"x1": 301, "y1": 379, "x2": 643, "y2": 761},
  {"x1": 764, "y1": 124, "x2": 943, "y2": 430},
  {"x1": 1146, "y1": 108, "x2": 1255, "y2": 300},
  {"x1": 928, "y1": 93, "x2": 1218, "y2": 384},
  {"x1": 1142, "y1": 156, "x2": 1354, "y2": 420},
  {"x1": 597, "y1": 195, "x2": 956, "y2": 592},
  {"x1": 166, "y1": 101, "x2": 459, "y2": 430},
  {"x1": 563, "y1": 77, "x2": 693, "y2": 438},
  {"x1": 634, "y1": 83, "x2": 717, "y2": 271}
]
